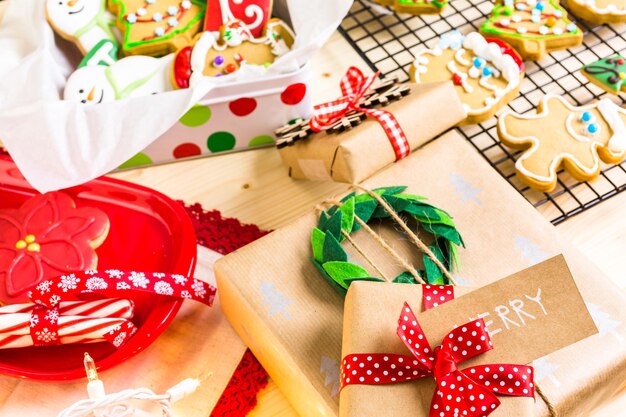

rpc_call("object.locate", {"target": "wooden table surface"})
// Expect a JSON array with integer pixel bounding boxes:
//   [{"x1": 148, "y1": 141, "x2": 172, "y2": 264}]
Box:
[{"x1": 1, "y1": 2, "x2": 625, "y2": 415}]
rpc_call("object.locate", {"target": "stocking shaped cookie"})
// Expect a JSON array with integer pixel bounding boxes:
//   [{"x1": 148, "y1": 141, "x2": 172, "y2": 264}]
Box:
[
  {"x1": 581, "y1": 55, "x2": 626, "y2": 95},
  {"x1": 109, "y1": 0, "x2": 205, "y2": 56},
  {"x1": 394, "y1": 0, "x2": 447, "y2": 14},
  {"x1": 566, "y1": 0, "x2": 626, "y2": 24},
  {"x1": 203, "y1": 0, "x2": 273, "y2": 37},
  {"x1": 172, "y1": 18, "x2": 294, "y2": 88},
  {"x1": 64, "y1": 53, "x2": 175, "y2": 104},
  {"x1": 481, "y1": 0, "x2": 582, "y2": 60},
  {"x1": 498, "y1": 94, "x2": 626, "y2": 192},
  {"x1": 46, "y1": 0, "x2": 119, "y2": 55},
  {"x1": 410, "y1": 31, "x2": 524, "y2": 125}
]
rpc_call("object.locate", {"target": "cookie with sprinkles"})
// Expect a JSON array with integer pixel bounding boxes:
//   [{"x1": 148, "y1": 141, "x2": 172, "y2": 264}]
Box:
[
  {"x1": 394, "y1": 0, "x2": 448, "y2": 14},
  {"x1": 409, "y1": 31, "x2": 524, "y2": 125},
  {"x1": 582, "y1": 55, "x2": 626, "y2": 94},
  {"x1": 566, "y1": 0, "x2": 626, "y2": 24},
  {"x1": 481, "y1": 0, "x2": 582, "y2": 60},
  {"x1": 109, "y1": 0, "x2": 205, "y2": 56}
]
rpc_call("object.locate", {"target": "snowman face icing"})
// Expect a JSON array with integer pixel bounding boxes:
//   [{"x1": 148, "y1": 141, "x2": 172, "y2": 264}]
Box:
[
  {"x1": 46, "y1": 0, "x2": 102, "y2": 35},
  {"x1": 64, "y1": 66, "x2": 116, "y2": 104}
]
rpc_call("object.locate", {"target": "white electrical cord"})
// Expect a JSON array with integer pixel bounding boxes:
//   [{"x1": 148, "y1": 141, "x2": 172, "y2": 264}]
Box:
[{"x1": 56, "y1": 378, "x2": 201, "y2": 417}]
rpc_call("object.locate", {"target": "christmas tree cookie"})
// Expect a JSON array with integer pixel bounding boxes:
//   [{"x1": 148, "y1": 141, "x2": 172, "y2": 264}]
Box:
[
  {"x1": 566, "y1": 0, "x2": 626, "y2": 24},
  {"x1": 581, "y1": 55, "x2": 626, "y2": 95},
  {"x1": 409, "y1": 31, "x2": 524, "y2": 125},
  {"x1": 481, "y1": 0, "x2": 583, "y2": 61},
  {"x1": 498, "y1": 94, "x2": 626, "y2": 192},
  {"x1": 394, "y1": 0, "x2": 447, "y2": 14},
  {"x1": 109, "y1": 0, "x2": 206, "y2": 56}
]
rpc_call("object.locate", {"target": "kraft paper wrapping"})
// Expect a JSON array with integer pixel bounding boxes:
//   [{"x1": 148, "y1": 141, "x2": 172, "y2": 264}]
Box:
[
  {"x1": 341, "y1": 283, "x2": 532, "y2": 417},
  {"x1": 214, "y1": 130, "x2": 626, "y2": 417},
  {"x1": 277, "y1": 81, "x2": 466, "y2": 183}
]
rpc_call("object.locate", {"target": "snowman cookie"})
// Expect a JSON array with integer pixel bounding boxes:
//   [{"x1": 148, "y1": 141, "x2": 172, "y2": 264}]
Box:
[
  {"x1": 409, "y1": 31, "x2": 524, "y2": 125},
  {"x1": 566, "y1": 0, "x2": 626, "y2": 24},
  {"x1": 108, "y1": 0, "x2": 206, "y2": 56},
  {"x1": 172, "y1": 18, "x2": 295, "y2": 88},
  {"x1": 64, "y1": 53, "x2": 175, "y2": 104},
  {"x1": 46, "y1": 0, "x2": 119, "y2": 55},
  {"x1": 498, "y1": 94, "x2": 626, "y2": 192},
  {"x1": 481, "y1": 0, "x2": 582, "y2": 61}
]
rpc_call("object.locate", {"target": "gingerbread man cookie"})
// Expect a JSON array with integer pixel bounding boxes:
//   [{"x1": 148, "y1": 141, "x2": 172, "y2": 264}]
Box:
[
  {"x1": 172, "y1": 18, "x2": 294, "y2": 88},
  {"x1": 394, "y1": 0, "x2": 448, "y2": 14},
  {"x1": 0, "y1": 192, "x2": 110, "y2": 304},
  {"x1": 581, "y1": 55, "x2": 626, "y2": 95},
  {"x1": 409, "y1": 31, "x2": 524, "y2": 125},
  {"x1": 46, "y1": 0, "x2": 119, "y2": 55},
  {"x1": 498, "y1": 94, "x2": 626, "y2": 192},
  {"x1": 481, "y1": 0, "x2": 582, "y2": 61},
  {"x1": 566, "y1": 0, "x2": 626, "y2": 24},
  {"x1": 108, "y1": 0, "x2": 205, "y2": 56}
]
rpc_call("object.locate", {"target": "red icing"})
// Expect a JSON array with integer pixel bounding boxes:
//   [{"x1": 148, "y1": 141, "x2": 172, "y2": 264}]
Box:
[
  {"x1": 0, "y1": 192, "x2": 109, "y2": 304},
  {"x1": 229, "y1": 97, "x2": 257, "y2": 116},
  {"x1": 486, "y1": 38, "x2": 525, "y2": 73},
  {"x1": 203, "y1": 0, "x2": 271, "y2": 37},
  {"x1": 174, "y1": 46, "x2": 193, "y2": 89},
  {"x1": 173, "y1": 143, "x2": 202, "y2": 159},
  {"x1": 280, "y1": 83, "x2": 307, "y2": 106},
  {"x1": 452, "y1": 73, "x2": 463, "y2": 86},
  {"x1": 618, "y1": 58, "x2": 625, "y2": 65},
  {"x1": 225, "y1": 63, "x2": 238, "y2": 74}
]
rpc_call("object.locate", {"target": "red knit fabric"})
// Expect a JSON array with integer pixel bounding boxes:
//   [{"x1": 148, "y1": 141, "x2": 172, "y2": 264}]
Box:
[{"x1": 180, "y1": 202, "x2": 271, "y2": 417}]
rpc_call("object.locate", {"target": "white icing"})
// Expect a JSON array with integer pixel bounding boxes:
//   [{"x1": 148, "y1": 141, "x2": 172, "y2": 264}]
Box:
[
  {"x1": 517, "y1": 27, "x2": 528, "y2": 34},
  {"x1": 498, "y1": 94, "x2": 622, "y2": 187},
  {"x1": 469, "y1": 66, "x2": 480, "y2": 78},
  {"x1": 479, "y1": 76, "x2": 498, "y2": 91},
  {"x1": 447, "y1": 61, "x2": 473, "y2": 93},
  {"x1": 500, "y1": 18, "x2": 511, "y2": 26},
  {"x1": 572, "y1": 0, "x2": 626, "y2": 15},
  {"x1": 565, "y1": 113, "x2": 594, "y2": 143},
  {"x1": 455, "y1": 48, "x2": 470, "y2": 66},
  {"x1": 539, "y1": 26, "x2": 550, "y2": 35},
  {"x1": 552, "y1": 27, "x2": 563, "y2": 35},
  {"x1": 512, "y1": 15, "x2": 523, "y2": 22},
  {"x1": 598, "y1": 98, "x2": 626, "y2": 153}
]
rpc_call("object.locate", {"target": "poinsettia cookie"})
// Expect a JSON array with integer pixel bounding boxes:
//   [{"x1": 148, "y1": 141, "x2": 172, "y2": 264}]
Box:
[
  {"x1": 46, "y1": 0, "x2": 119, "y2": 55},
  {"x1": 481, "y1": 0, "x2": 582, "y2": 60},
  {"x1": 566, "y1": 0, "x2": 626, "y2": 23},
  {"x1": 204, "y1": 0, "x2": 273, "y2": 37},
  {"x1": 64, "y1": 53, "x2": 175, "y2": 103},
  {"x1": 0, "y1": 193, "x2": 110, "y2": 304},
  {"x1": 581, "y1": 55, "x2": 626, "y2": 95},
  {"x1": 498, "y1": 94, "x2": 626, "y2": 192},
  {"x1": 172, "y1": 18, "x2": 294, "y2": 88},
  {"x1": 409, "y1": 31, "x2": 524, "y2": 125},
  {"x1": 394, "y1": 0, "x2": 447, "y2": 14},
  {"x1": 109, "y1": 0, "x2": 205, "y2": 56}
]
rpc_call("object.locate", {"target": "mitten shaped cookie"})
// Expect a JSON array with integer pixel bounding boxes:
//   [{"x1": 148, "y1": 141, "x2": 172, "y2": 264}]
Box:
[
  {"x1": 410, "y1": 31, "x2": 524, "y2": 125},
  {"x1": 498, "y1": 94, "x2": 626, "y2": 192},
  {"x1": 566, "y1": 0, "x2": 626, "y2": 24},
  {"x1": 109, "y1": 0, "x2": 205, "y2": 56},
  {"x1": 581, "y1": 55, "x2": 626, "y2": 95},
  {"x1": 481, "y1": 0, "x2": 582, "y2": 60}
]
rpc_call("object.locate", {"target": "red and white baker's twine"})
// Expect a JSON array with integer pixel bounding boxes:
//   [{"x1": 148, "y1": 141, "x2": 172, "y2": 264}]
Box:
[
  {"x1": 309, "y1": 67, "x2": 410, "y2": 160},
  {"x1": 341, "y1": 285, "x2": 534, "y2": 417},
  {"x1": 7, "y1": 270, "x2": 217, "y2": 349}
]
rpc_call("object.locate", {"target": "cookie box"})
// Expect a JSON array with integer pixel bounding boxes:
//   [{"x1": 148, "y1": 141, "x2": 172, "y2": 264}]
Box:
[{"x1": 119, "y1": 64, "x2": 312, "y2": 169}]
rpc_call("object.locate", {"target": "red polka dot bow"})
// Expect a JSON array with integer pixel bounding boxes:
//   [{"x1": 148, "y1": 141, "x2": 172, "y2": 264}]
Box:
[
  {"x1": 341, "y1": 302, "x2": 534, "y2": 417},
  {"x1": 309, "y1": 66, "x2": 410, "y2": 161}
]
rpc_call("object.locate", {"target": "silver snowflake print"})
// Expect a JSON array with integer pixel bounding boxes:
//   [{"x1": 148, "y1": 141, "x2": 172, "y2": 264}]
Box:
[
  {"x1": 58, "y1": 274, "x2": 80, "y2": 292},
  {"x1": 106, "y1": 269, "x2": 124, "y2": 279},
  {"x1": 191, "y1": 279, "x2": 206, "y2": 298},
  {"x1": 129, "y1": 271, "x2": 149, "y2": 288},
  {"x1": 36, "y1": 328, "x2": 58, "y2": 343},
  {"x1": 86, "y1": 277, "x2": 108, "y2": 290},
  {"x1": 180, "y1": 290, "x2": 192, "y2": 299},
  {"x1": 45, "y1": 309, "x2": 59, "y2": 322},
  {"x1": 49, "y1": 294, "x2": 61, "y2": 306},
  {"x1": 29, "y1": 315, "x2": 39, "y2": 328},
  {"x1": 152, "y1": 272, "x2": 165, "y2": 278},
  {"x1": 36, "y1": 280, "x2": 53, "y2": 293},
  {"x1": 84, "y1": 270, "x2": 98, "y2": 275},
  {"x1": 113, "y1": 332, "x2": 127, "y2": 347},
  {"x1": 116, "y1": 282, "x2": 131, "y2": 290},
  {"x1": 172, "y1": 274, "x2": 187, "y2": 285},
  {"x1": 154, "y1": 281, "x2": 174, "y2": 295}
]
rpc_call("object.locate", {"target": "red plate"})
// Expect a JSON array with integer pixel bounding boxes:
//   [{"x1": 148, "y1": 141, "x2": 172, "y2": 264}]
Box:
[{"x1": 0, "y1": 156, "x2": 197, "y2": 381}]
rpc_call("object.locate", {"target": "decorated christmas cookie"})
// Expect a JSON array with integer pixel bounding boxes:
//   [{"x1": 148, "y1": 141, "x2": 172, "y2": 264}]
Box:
[
  {"x1": 204, "y1": 0, "x2": 273, "y2": 38},
  {"x1": 481, "y1": 0, "x2": 583, "y2": 61},
  {"x1": 172, "y1": 18, "x2": 295, "y2": 88},
  {"x1": 498, "y1": 94, "x2": 626, "y2": 192},
  {"x1": 108, "y1": 0, "x2": 205, "y2": 56},
  {"x1": 0, "y1": 193, "x2": 110, "y2": 304},
  {"x1": 45, "y1": 0, "x2": 119, "y2": 55},
  {"x1": 409, "y1": 31, "x2": 524, "y2": 125},
  {"x1": 566, "y1": 0, "x2": 626, "y2": 24},
  {"x1": 64, "y1": 53, "x2": 175, "y2": 103},
  {"x1": 581, "y1": 55, "x2": 626, "y2": 95},
  {"x1": 394, "y1": 0, "x2": 447, "y2": 14}
]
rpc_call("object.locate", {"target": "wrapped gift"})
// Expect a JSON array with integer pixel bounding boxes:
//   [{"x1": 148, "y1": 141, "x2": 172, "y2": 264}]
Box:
[
  {"x1": 340, "y1": 255, "x2": 598, "y2": 417},
  {"x1": 275, "y1": 69, "x2": 466, "y2": 183},
  {"x1": 214, "y1": 130, "x2": 626, "y2": 417}
]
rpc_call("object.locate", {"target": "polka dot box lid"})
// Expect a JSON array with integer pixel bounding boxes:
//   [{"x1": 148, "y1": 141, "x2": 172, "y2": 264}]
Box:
[{"x1": 118, "y1": 65, "x2": 312, "y2": 170}]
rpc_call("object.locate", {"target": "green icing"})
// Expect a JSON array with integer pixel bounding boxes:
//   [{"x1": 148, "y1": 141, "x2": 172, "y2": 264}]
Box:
[
  {"x1": 109, "y1": 0, "x2": 206, "y2": 51},
  {"x1": 582, "y1": 55, "x2": 626, "y2": 94},
  {"x1": 79, "y1": 40, "x2": 119, "y2": 68},
  {"x1": 482, "y1": 0, "x2": 580, "y2": 40},
  {"x1": 105, "y1": 65, "x2": 161, "y2": 99},
  {"x1": 396, "y1": 0, "x2": 447, "y2": 9}
]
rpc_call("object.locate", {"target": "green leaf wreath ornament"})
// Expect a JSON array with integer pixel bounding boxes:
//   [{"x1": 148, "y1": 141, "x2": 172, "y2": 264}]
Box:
[{"x1": 311, "y1": 186, "x2": 464, "y2": 296}]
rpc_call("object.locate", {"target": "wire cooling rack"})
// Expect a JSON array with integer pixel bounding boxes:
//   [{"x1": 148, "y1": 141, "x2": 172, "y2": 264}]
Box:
[{"x1": 338, "y1": 0, "x2": 626, "y2": 224}]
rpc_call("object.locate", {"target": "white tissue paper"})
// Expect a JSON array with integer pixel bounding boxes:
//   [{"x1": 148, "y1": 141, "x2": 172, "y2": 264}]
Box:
[{"x1": 0, "y1": 0, "x2": 352, "y2": 193}]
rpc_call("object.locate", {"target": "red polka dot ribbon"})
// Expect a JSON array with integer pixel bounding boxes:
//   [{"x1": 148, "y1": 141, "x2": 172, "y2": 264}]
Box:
[
  {"x1": 309, "y1": 67, "x2": 410, "y2": 161},
  {"x1": 26, "y1": 270, "x2": 216, "y2": 348},
  {"x1": 341, "y1": 301, "x2": 534, "y2": 417}
]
